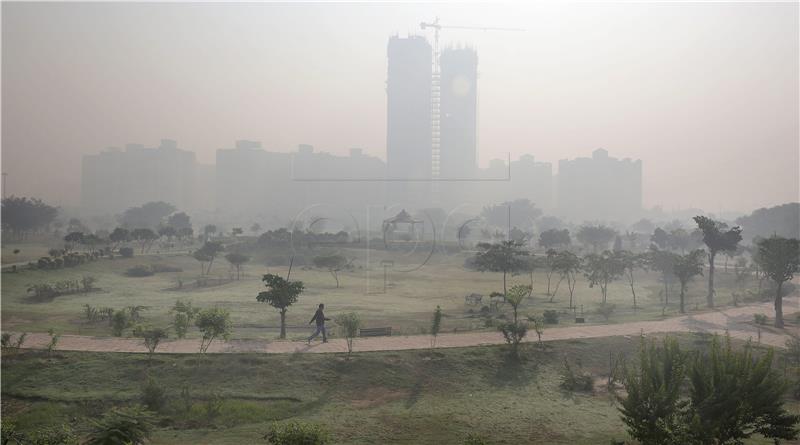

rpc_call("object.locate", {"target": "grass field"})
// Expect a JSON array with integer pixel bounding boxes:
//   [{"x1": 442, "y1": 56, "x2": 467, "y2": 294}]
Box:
[
  {"x1": 3, "y1": 333, "x2": 796, "y2": 444},
  {"x1": 1, "y1": 241, "x2": 768, "y2": 340}
]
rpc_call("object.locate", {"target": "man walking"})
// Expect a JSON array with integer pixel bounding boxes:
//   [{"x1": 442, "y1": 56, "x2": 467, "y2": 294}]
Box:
[{"x1": 307, "y1": 303, "x2": 330, "y2": 344}]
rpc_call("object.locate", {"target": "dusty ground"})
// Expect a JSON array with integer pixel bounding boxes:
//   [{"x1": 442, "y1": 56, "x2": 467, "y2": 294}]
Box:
[{"x1": 7, "y1": 296, "x2": 798, "y2": 354}]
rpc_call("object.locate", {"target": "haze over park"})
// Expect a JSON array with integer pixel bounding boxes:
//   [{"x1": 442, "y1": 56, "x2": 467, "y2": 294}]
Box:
[{"x1": 1, "y1": 2, "x2": 799, "y2": 445}]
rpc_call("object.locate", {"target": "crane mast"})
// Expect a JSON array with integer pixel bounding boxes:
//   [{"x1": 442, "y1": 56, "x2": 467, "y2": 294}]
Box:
[{"x1": 419, "y1": 17, "x2": 523, "y2": 200}]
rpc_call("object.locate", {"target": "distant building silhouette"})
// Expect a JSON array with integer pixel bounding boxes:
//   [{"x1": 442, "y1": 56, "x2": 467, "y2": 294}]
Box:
[
  {"x1": 386, "y1": 35, "x2": 432, "y2": 207},
  {"x1": 81, "y1": 139, "x2": 196, "y2": 214},
  {"x1": 215, "y1": 141, "x2": 385, "y2": 222},
  {"x1": 557, "y1": 148, "x2": 642, "y2": 222}
]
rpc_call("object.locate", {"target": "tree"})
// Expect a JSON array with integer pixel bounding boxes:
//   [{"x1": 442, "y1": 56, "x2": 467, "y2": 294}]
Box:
[
  {"x1": 473, "y1": 240, "x2": 528, "y2": 296},
  {"x1": 505, "y1": 284, "x2": 530, "y2": 324},
  {"x1": 312, "y1": 254, "x2": 348, "y2": 288},
  {"x1": 619, "y1": 251, "x2": 645, "y2": 309},
  {"x1": 527, "y1": 315, "x2": 545, "y2": 346},
  {"x1": 157, "y1": 225, "x2": 177, "y2": 241},
  {"x1": 203, "y1": 224, "x2": 217, "y2": 241},
  {"x1": 1, "y1": 196, "x2": 58, "y2": 240},
  {"x1": 195, "y1": 307, "x2": 232, "y2": 353},
  {"x1": 63, "y1": 231, "x2": 84, "y2": 251},
  {"x1": 257, "y1": 274, "x2": 304, "y2": 339},
  {"x1": 754, "y1": 236, "x2": 800, "y2": 328},
  {"x1": 481, "y1": 198, "x2": 542, "y2": 230},
  {"x1": 85, "y1": 405, "x2": 155, "y2": 445},
  {"x1": 232, "y1": 227, "x2": 243, "y2": 237},
  {"x1": 430, "y1": 306, "x2": 443, "y2": 348},
  {"x1": 518, "y1": 255, "x2": 540, "y2": 296},
  {"x1": 193, "y1": 241, "x2": 224, "y2": 275},
  {"x1": 630, "y1": 218, "x2": 655, "y2": 234},
  {"x1": 646, "y1": 247, "x2": 678, "y2": 306},
  {"x1": 166, "y1": 211, "x2": 192, "y2": 231},
  {"x1": 576, "y1": 225, "x2": 617, "y2": 253},
  {"x1": 109, "y1": 227, "x2": 130, "y2": 250},
  {"x1": 693, "y1": 216, "x2": 743, "y2": 308},
  {"x1": 688, "y1": 336, "x2": 799, "y2": 443},
  {"x1": 651, "y1": 227, "x2": 670, "y2": 250},
  {"x1": 543, "y1": 249, "x2": 562, "y2": 298},
  {"x1": 335, "y1": 312, "x2": 361, "y2": 358},
  {"x1": 619, "y1": 336, "x2": 800, "y2": 445},
  {"x1": 538, "y1": 228, "x2": 570, "y2": 250},
  {"x1": 583, "y1": 251, "x2": 625, "y2": 304},
  {"x1": 119, "y1": 201, "x2": 176, "y2": 229},
  {"x1": 618, "y1": 337, "x2": 689, "y2": 445},
  {"x1": 553, "y1": 251, "x2": 581, "y2": 308},
  {"x1": 131, "y1": 228, "x2": 157, "y2": 254},
  {"x1": 177, "y1": 226, "x2": 194, "y2": 241},
  {"x1": 672, "y1": 249, "x2": 705, "y2": 314},
  {"x1": 172, "y1": 299, "x2": 199, "y2": 338},
  {"x1": 225, "y1": 252, "x2": 250, "y2": 280},
  {"x1": 133, "y1": 325, "x2": 168, "y2": 362},
  {"x1": 250, "y1": 223, "x2": 262, "y2": 234}
]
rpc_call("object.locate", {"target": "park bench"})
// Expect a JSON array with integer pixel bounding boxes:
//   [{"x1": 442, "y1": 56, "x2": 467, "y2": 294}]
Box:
[{"x1": 359, "y1": 327, "x2": 392, "y2": 337}]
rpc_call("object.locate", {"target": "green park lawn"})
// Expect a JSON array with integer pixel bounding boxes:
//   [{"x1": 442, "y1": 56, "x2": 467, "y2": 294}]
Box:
[
  {"x1": 3, "y1": 334, "x2": 797, "y2": 445},
  {"x1": 0, "y1": 242, "x2": 760, "y2": 341}
]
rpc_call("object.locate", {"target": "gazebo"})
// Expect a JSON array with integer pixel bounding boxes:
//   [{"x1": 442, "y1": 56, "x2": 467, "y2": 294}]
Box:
[{"x1": 382, "y1": 209, "x2": 424, "y2": 247}]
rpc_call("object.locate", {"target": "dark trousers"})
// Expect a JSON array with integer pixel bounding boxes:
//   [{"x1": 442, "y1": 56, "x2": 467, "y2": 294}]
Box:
[{"x1": 308, "y1": 325, "x2": 327, "y2": 342}]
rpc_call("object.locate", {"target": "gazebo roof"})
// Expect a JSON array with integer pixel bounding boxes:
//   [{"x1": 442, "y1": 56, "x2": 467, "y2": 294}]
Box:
[{"x1": 383, "y1": 209, "x2": 423, "y2": 224}]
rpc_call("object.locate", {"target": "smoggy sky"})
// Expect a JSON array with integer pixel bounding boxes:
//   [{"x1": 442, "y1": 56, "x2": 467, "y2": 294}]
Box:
[{"x1": 2, "y1": 2, "x2": 798, "y2": 213}]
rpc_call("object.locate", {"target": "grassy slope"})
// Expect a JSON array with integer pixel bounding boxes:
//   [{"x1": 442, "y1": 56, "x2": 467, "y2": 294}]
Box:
[
  {"x1": 1, "y1": 244, "x2": 758, "y2": 340},
  {"x1": 3, "y1": 334, "x2": 797, "y2": 445}
]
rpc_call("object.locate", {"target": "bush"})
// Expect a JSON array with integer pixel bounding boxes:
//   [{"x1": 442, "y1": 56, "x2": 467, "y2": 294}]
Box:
[
  {"x1": 754, "y1": 313, "x2": 768, "y2": 325},
  {"x1": 543, "y1": 310, "x2": 560, "y2": 324},
  {"x1": 125, "y1": 265, "x2": 154, "y2": 277},
  {"x1": 560, "y1": 358, "x2": 594, "y2": 392},
  {"x1": 112, "y1": 310, "x2": 130, "y2": 336},
  {"x1": 85, "y1": 405, "x2": 155, "y2": 445},
  {"x1": 119, "y1": 247, "x2": 134, "y2": 258},
  {"x1": 140, "y1": 378, "x2": 166, "y2": 411},
  {"x1": 263, "y1": 421, "x2": 330, "y2": 445}
]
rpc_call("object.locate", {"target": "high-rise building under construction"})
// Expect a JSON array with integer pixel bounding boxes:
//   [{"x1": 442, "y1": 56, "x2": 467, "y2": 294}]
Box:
[{"x1": 386, "y1": 35, "x2": 432, "y2": 207}]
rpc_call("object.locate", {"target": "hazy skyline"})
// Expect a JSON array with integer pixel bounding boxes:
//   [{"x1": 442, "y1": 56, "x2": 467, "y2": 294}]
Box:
[{"x1": 2, "y1": 2, "x2": 798, "y2": 214}]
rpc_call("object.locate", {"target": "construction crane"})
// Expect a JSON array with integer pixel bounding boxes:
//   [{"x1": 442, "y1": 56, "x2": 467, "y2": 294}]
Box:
[{"x1": 419, "y1": 17, "x2": 524, "y2": 194}]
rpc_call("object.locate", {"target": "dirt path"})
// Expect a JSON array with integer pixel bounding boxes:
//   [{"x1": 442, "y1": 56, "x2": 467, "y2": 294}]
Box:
[{"x1": 6, "y1": 297, "x2": 799, "y2": 355}]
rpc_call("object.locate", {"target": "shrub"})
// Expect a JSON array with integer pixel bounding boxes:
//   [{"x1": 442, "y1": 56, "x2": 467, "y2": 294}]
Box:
[
  {"x1": 754, "y1": 313, "x2": 769, "y2": 325},
  {"x1": 263, "y1": 421, "x2": 330, "y2": 445},
  {"x1": 543, "y1": 310, "x2": 560, "y2": 324},
  {"x1": 85, "y1": 405, "x2": 155, "y2": 445},
  {"x1": 560, "y1": 358, "x2": 594, "y2": 392},
  {"x1": 141, "y1": 377, "x2": 167, "y2": 412},
  {"x1": 81, "y1": 275, "x2": 97, "y2": 292},
  {"x1": 112, "y1": 310, "x2": 130, "y2": 336},
  {"x1": 334, "y1": 312, "x2": 361, "y2": 358},
  {"x1": 597, "y1": 303, "x2": 616, "y2": 321},
  {"x1": 46, "y1": 329, "x2": 60, "y2": 357},
  {"x1": 126, "y1": 265, "x2": 154, "y2": 277},
  {"x1": 119, "y1": 247, "x2": 134, "y2": 258}
]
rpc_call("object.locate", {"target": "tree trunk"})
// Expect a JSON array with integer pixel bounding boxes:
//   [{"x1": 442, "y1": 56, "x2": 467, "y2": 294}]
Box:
[
  {"x1": 528, "y1": 270, "x2": 534, "y2": 297},
  {"x1": 206, "y1": 258, "x2": 214, "y2": 276},
  {"x1": 707, "y1": 251, "x2": 716, "y2": 308},
  {"x1": 550, "y1": 276, "x2": 563, "y2": 302},
  {"x1": 280, "y1": 309, "x2": 287, "y2": 339},
  {"x1": 332, "y1": 270, "x2": 339, "y2": 288},
  {"x1": 679, "y1": 284, "x2": 686, "y2": 314},
  {"x1": 629, "y1": 274, "x2": 637, "y2": 309},
  {"x1": 775, "y1": 281, "x2": 784, "y2": 328},
  {"x1": 503, "y1": 270, "x2": 507, "y2": 296},
  {"x1": 663, "y1": 276, "x2": 669, "y2": 305}
]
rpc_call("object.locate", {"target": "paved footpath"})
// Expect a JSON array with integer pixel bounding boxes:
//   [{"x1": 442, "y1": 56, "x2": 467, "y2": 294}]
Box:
[{"x1": 6, "y1": 297, "x2": 799, "y2": 355}]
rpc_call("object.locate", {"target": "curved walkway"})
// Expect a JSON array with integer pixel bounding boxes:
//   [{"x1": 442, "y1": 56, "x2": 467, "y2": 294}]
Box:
[{"x1": 6, "y1": 297, "x2": 799, "y2": 355}]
